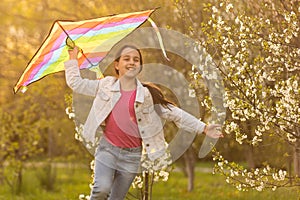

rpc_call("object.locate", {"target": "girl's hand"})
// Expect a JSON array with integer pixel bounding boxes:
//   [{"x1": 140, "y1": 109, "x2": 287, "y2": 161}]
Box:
[
  {"x1": 203, "y1": 124, "x2": 224, "y2": 138},
  {"x1": 68, "y1": 46, "x2": 79, "y2": 60}
]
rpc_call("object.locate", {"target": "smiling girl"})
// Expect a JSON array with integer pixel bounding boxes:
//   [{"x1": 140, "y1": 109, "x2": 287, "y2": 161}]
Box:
[{"x1": 64, "y1": 45, "x2": 223, "y2": 200}]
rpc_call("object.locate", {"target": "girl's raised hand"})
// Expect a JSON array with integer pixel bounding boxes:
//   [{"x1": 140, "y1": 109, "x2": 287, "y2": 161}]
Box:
[
  {"x1": 204, "y1": 124, "x2": 224, "y2": 138},
  {"x1": 68, "y1": 46, "x2": 80, "y2": 60}
]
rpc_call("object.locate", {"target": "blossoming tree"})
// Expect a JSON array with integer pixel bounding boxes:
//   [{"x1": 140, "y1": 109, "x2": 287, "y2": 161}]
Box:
[{"x1": 176, "y1": 0, "x2": 299, "y2": 191}]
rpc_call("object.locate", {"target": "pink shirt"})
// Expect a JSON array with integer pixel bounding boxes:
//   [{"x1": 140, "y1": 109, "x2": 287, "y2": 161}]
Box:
[{"x1": 104, "y1": 89, "x2": 142, "y2": 148}]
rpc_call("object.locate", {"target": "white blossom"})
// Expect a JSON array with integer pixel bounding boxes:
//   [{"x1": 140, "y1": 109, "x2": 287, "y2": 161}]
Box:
[
  {"x1": 252, "y1": 136, "x2": 263, "y2": 145},
  {"x1": 226, "y1": 3, "x2": 233, "y2": 13},
  {"x1": 212, "y1": 6, "x2": 218, "y2": 13}
]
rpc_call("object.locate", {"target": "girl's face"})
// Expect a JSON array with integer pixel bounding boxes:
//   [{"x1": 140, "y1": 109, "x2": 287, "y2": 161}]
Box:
[{"x1": 114, "y1": 47, "x2": 141, "y2": 78}]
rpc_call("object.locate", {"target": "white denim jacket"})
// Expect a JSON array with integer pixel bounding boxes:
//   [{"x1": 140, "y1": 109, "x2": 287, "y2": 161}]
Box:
[{"x1": 64, "y1": 60, "x2": 206, "y2": 160}]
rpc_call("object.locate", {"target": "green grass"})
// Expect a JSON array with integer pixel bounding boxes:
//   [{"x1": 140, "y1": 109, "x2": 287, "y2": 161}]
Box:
[
  {"x1": 0, "y1": 164, "x2": 92, "y2": 200},
  {"x1": 0, "y1": 163, "x2": 299, "y2": 200},
  {"x1": 150, "y1": 171, "x2": 300, "y2": 200}
]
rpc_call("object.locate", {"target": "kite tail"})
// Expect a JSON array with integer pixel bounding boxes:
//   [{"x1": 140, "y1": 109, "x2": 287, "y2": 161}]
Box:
[{"x1": 148, "y1": 18, "x2": 170, "y2": 61}]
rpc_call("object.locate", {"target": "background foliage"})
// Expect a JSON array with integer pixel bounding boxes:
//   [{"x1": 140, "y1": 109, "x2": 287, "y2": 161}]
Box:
[{"x1": 0, "y1": 0, "x2": 299, "y2": 198}]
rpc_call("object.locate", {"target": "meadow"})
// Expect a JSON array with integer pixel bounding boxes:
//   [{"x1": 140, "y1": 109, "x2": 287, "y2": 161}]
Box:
[{"x1": 0, "y1": 163, "x2": 299, "y2": 200}]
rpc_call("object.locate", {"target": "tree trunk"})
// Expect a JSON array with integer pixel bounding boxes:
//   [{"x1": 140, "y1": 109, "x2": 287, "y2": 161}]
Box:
[
  {"x1": 293, "y1": 127, "x2": 300, "y2": 176},
  {"x1": 144, "y1": 172, "x2": 149, "y2": 200},
  {"x1": 16, "y1": 163, "x2": 23, "y2": 194},
  {"x1": 245, "y1": 121, "x2": 255, "y2": 169},
  {"x1": 293, "y1": 146, "x2": 300, "y2": 176},
  {"x1": 245, "y1": 144, "x2": 255, "y2": 169},
  {"x1": 0, "y1": 161, "x2": 4, "y2": 184},
  {"x1": 183, "y1": 148, "x2": 196, "y2": 192}
]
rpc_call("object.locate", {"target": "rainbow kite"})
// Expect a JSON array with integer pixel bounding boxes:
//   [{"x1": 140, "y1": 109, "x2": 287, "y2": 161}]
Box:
[{"x1": 14, "y1": 9, "x2": 162, "y2": 93}]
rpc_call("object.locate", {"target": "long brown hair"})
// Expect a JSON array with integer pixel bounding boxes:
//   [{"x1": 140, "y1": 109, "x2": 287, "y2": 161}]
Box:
[{"x1": 142, "y1": 82, "x2": 175, "y2": 109}]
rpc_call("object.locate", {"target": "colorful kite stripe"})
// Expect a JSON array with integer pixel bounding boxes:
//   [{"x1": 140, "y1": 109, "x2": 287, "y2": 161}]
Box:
[{"x1": 14, "y1": 9, "x2": 155, "y2": 93}]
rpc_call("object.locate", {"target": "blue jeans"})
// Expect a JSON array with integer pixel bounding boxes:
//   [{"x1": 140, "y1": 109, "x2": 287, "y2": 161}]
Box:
[{"x1": 90, "y1": 138, "x2": 142, "y2": 200}]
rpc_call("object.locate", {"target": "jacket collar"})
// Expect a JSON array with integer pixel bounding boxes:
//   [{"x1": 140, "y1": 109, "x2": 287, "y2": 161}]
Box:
[
  {"x1": 111, "y1": 78, "x2": 145, "y2": 103},
  {"x1": 136, "y1": 79, "x2": 145, "y2": 103}
]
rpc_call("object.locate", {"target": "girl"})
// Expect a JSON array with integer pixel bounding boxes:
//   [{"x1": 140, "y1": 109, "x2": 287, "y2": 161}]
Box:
[{"x1": 65, "y1": 45, "x2": 223, "y2": 200}]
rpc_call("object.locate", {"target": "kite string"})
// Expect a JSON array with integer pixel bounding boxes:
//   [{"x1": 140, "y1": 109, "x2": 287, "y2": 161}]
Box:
[
  {"x1": 56, "y1": 21, "x2": 91, "y2": 63},
  {"x1": 56, "y1": 21, "x2": 104, "y2": 79}
]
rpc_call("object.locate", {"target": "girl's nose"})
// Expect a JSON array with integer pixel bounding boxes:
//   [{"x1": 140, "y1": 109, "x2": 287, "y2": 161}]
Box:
[{"x1": 129, "y1": 59, "x2": 135, "y2": 65}]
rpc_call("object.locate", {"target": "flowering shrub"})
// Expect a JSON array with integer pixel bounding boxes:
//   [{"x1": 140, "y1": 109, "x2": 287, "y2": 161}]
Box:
[
  {"x1": 212, "y1": 149, "x2": 291, "y2": 192},
  {"x1": 131, "y1": 147, "x2": 173, "y2": 199},
  {"x1": 175, "y1": 0, "x2": 300, "y2": 191}
]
